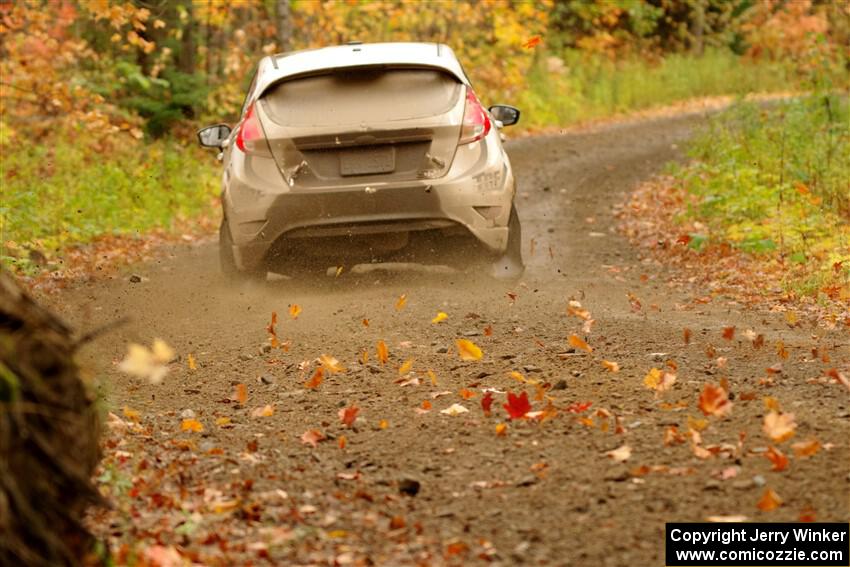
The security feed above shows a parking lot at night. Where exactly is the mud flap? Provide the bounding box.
[490,206,524,280]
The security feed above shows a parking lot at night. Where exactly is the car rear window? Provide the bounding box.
[260,68,462,127]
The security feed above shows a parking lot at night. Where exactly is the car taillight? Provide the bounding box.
[235,102,264,153]
[458,88,491,145]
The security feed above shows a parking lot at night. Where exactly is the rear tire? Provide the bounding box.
[219,221,266,283]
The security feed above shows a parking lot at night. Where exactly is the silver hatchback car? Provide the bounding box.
[198,42,522,281]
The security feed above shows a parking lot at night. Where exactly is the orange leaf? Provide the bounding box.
[568,334,592,353]
[320,354,345,373]
[288,304,301,319]
[376,340,389,364]
[455,339,483,361]
[522,35,542,49]
[338,405,359,427]
[776,340,789,360]
[379,419,389,429]
[683,328,692,344]
[421,400,432,410]
[181,418,204,432]
[763,411,796,442]
[602,360,620,372]
[251,404,274,417]
[458,388,476,400]
[722,326,735,340]
[234,383,248,405]
[765,446,789,471]
[338,435,347,449]
[698,383,732,417]
[305,367,323,389]
[362,318,369,327]
[300,429,325,448]
[495,422,508,436]
[483,325,493,337]
[799,505,817,522]
[757,488,782,512]
[791,438,820,458]
[395,294,407,311]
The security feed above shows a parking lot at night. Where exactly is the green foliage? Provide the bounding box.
[0,129,218,273]
[517,48,793,129]
[676,96,850,294]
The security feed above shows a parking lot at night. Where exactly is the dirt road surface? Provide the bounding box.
[47,114,849,566]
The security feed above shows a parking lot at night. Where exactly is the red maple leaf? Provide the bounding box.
[481,392,494,416]
[338,405,359,428]
[565,401,593,414]
[503,391,531,420]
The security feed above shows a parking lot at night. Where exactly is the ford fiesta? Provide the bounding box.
[198,42,523,282]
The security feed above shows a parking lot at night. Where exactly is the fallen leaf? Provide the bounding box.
[791,438,820,458]
[118,339,175,384]
[483,325,493,336]
[398,358,414,376]
[395,294,407,311]
[503,391,531,420]
[252,404,274,417]
[431,312,448,324]
[234,383,248,405]
[663,425,686,446]
[765,446,789,471]
[289,304,301,319]
[776,341,789,360]
[339,406,359,427]
[722,326,735,340]
[187,353,197,370]
[481,392,494,416]
[522,35,542,49]
[763,411,796,442]
[215,416,231,426]
[378,419,389,429]
[441,403,469,416]
[763,396,781,412]
[683,328,692,344]
[602,360,620,372]
[362,318,369,327]
[605,444,632,462]
[300,429,325,448]
[799,505,817,522]
[698,383,733,417]
[644,367,676,393]
[338,435,347,449]
[455,338,483,361]
[376,340,389,364]
[319,354,345,373]
[305,367,323,389]
[458,388,476,400]
[757,487,782,512]
[427,369,438,385]
[568,334,592,353]
[707,515,749,522]
[181,418,203,432]
[495,423,508,436]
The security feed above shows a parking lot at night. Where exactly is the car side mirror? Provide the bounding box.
[197,124,232,148]
[489,105,520,127]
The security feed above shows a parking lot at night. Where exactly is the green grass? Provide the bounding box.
[518,48,795,129]
[674,95,850,296]
[0,128,218,274]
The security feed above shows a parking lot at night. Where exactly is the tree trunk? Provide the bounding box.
[178,0,196,74]
[0,270,103,566]
[276,0,292,52]
[691,0,706,56]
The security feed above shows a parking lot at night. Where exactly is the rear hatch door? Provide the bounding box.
[256,67,465,189]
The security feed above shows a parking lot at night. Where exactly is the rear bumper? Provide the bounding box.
[223,136,515,271]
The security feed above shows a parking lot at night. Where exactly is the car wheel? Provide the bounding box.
[490,206,525,280]
[219,221,266,283]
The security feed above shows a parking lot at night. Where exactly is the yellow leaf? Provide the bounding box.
[289,304,302,319]
[376,340,388,364]
[431,312,448,324]
[215,416,231,426]
[181,418,204,432]
[763,396,781,412]
[455,339,483,361]
[568,334,592,353]
[335,266,344,277]
[122,406,140,421]
[495,423,508,436]
[395,294,407,311]
[360,349,369,364]
[510,370,527,383]
[252,404,275,417]
[763,411,796,442]
[319,354,345,373]
[398,358,414,376]
[187,353,197,370]
[427,369,437,385]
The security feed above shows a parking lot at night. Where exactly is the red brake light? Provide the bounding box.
[459,89,491,145]
[236,102,264,153]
